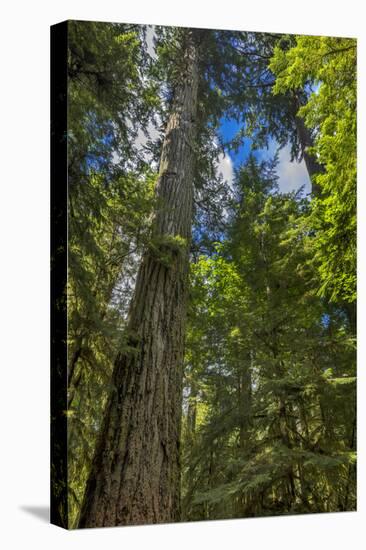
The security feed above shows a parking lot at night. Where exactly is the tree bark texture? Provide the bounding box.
[78,30,200,528]
[292,93,323,196]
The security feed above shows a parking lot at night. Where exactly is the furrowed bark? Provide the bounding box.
[78,29,200,528]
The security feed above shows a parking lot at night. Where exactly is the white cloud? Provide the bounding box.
[146,26,157,59]
[111,150,120,165]
[134,120,160,153]
[111,117,161,167]
[276,145,311,195]
[216,151,234,188]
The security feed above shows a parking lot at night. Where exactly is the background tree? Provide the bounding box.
[182,157,356,520]
[215,32,324,194]
[270,35,357,307]
[66,21,158,527]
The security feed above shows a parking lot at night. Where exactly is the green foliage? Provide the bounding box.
[67,20,159,179]
[67,168,156,526]
[148,234,189,266]
[182,157,356,521]
[66,21,159,527]
[62,22,356,526]
[270,36,357,303]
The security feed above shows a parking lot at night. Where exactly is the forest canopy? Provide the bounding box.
[53,20,356,528]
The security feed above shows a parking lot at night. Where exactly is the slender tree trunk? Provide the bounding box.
[238,353,252,451]
[343,413,356,510]
[78,30,200,528]
[187,381,198,439]
[67,338,83,385]
[344,301,356,336]
[292,93,323,196]
[236,351,252,517]
[294,114,322,196]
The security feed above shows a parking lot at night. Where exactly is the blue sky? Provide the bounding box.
[218,117,311,195]
[145,26,311,196]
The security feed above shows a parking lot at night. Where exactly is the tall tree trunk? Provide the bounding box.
[78,29,200,528]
